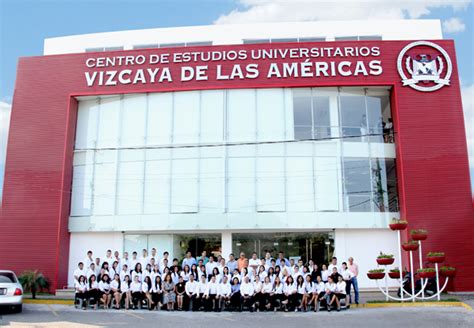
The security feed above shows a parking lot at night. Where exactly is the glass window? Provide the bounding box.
[313,95,331,140]
[199,157,224,213]
[173,91,199,144]
[75,99,99,150]
[85,47,104,52]
[104,46,124,51]
[121,94,146,147]
[97,96,120,149]
[116,150,144,215]
[186,41,212,46]
[299,37,326,42]
[70,164,93,216]
[200,90,224,143]
[366,94,390,143]
[133,44,159,49]
[144,151,171,214]
[171,158,198,213]
[286,157,315,212]
[93,153,117,215]
[293,88,312,139]
[315,157,339,211]
[343,158,372,212]
[159,43,185,48]
[227,89,256,142]
[257,88,286,141]
[243,39,270,44]
[339,89,366,142]
[271,38,298,43]
[256,157,285,212]
[147,93,173,145]
[335,36,358,41]
[124,235,148,259]
[227,157,255,212]
[173,234,221,261]
[358,35,382,40]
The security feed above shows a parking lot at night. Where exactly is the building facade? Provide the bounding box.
[1,21,473,292]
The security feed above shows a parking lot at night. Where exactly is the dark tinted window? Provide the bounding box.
[0,272,17,283]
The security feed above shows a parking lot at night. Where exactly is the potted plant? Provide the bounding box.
[376,252,395,265]
[388,268,407,279]
[402,240,419,251]
[417,268,436,279]
[439,266,456,278]
[18,270,49,299]
[367,269,385,280]
[427,252,445,263]
[410,229,428,241]
[389,218,408,231]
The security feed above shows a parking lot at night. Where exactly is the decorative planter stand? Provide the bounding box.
[369,222,452,302]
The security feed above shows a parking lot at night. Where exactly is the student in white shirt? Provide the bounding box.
[94,258,101,277]
[218,275,231,311]
[142,275,154,310]
[211,267,221,284]
[240,276,255,312]
[295,275,305,311]
[341,261,354,309]
[121,252,130,271]
[75,275,88,310]
[110,261,119,280]
[87,274,100,310]
[185,274,199,311]
[120,265,129,282]
[248,252,260,274]
[217,258,226,275]
[253,277,263,311]
[321,264,330,283]
[130,252,139,273]
[171,266,180,285]
[328,257,340,275]
[84,251,94,270]
[130,275,143,310]
[334,275,346,312]
[103,249,114,267]
[98,274,111,309]
[86,263,96,280]
[131,263,143,283]
[113,251,121,271]
[121,275,132,310]
[110,274,122,310]
[152,275,163,310]
[160,251,170,270]
[73,262,86,283]
[140,249,149,269]
[323,276,337,312]
[258,265,268,282]
[261,276,273,311]
[282,275,297,312]
[180,265,191,282]
[205,256,218,279]
[301,274,313,312]
[196,275,208,311]
[221,266,232,284]
[311,275,326,312]
[150,248,160,265]
[204,275,219,311]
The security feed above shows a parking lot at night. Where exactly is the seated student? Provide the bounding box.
[144,264,153,281]
[330,266,341,283]
[267,267,276,285]
[230,277,241,311]
[261,276,273,311]
[110,261,119,280]
[198,265,207,281]
[171,265,180,285]
[181,265,191,282]
[240,276,255,312]
[300,274,313,312]
[311,275,325,312]
[190,264,199,280]
[253,276,263,311]
[211,267,221,284]
[321,264,330,283]
[175,276,186,311]
[204,275,219,312]
[271,276,284,311]
[121,275,132,310]
[195,274,208,311]
[75,275,88,310]
[341,262,354,309]
[151,264,161,283]
[295,275,305,311]
[162,273,176,311]
[322,276,337,312]
[130,275,143,310]
[142,276,154,310]
[87,274,100,310]
[231,269,241,283]
[110,274,122,310]
[185,273,198,311]
[257,265,267,283]
[98,274,112,309]
[218,275,231,311]
[221,266,232,284]
[119,264,129,282]
[152,275,163,310]
[333,275,347,312]
[282,275,297,312]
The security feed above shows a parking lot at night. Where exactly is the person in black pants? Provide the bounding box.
[230,277,241,311]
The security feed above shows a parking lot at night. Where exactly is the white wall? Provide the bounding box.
[68,232,123,287]
[335,229,400,289]
[44,20,442,55]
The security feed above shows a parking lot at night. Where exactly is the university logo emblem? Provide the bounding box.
[397,41,452,92]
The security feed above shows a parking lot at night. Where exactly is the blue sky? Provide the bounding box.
[0,0,473,191]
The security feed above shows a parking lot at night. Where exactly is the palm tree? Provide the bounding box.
[18,270,49,299]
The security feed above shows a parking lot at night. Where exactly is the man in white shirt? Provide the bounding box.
[160,251,169,270]
[196,275,208,311]
[73,262,86,283]
[328,257,340,274]
[185,274,199,311]
[204,275,219,311]
[150,248,159,264]
[113,251,121,271]
[119,264,129,282]
[84,251,94,269]
[140,249,149,268]
[104,249,113,266]
[205,256,218,278]
[240,276,255,311]
[122,252,130,271]
[94,258,101,277]
[218,276,231,311]
[248,252,260,274]
[130,252,139,272]
[86,263,96,279]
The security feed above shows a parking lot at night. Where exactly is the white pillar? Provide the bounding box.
[221,232,233,259]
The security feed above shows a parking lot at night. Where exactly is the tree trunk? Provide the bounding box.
[32,287,36,299]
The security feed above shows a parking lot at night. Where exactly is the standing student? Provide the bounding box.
[205,256,218,280]
[261,276,273,311]
[110,274,122,309]
[171,266,180,285]
[87,275,100,310]
[237,252,247,272]
[328,257,340,274]
[226,253,238,273]
[282,275,297,312]
[334,275,347,312]
[230,277,241,311]
[122,252,130,271]
[142,276,154,310]
[348,257,360,304]
[185,274,198,311]
[204,275,219,312]
[110,261,119,280]
[175,276,186,311]
[132,263,143,283]
[73,262,86,283]
[130,275,142,310]
[248,252,259,274]
[162,273,176,311]
[152,275,163,310]
[119,264,129,282]
[240,276,255,312]
[197,250,209,265]
[75,275,88,310]
[160,251,170,270]
[94,258,101,277]
[86,263,96,280]
[121,275,132,310]
[211,267,221,283]
[180,265,191,282]
[182,251,196,269]
[84,251,94,269]
[130,252,139,273]
[98,274,112,309]
[218,275,231,311]
[321,264,330,283]
[341,262,354,309]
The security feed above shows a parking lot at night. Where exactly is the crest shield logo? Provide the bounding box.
[397,41,452,92]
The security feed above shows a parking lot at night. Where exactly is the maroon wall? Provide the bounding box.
[1,40,472,292]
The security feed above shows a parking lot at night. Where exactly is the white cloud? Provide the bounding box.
[442,17,466,33]
[461,84,474,173]
[215,0,472,24]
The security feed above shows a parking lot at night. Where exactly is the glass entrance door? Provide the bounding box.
[232,232,334,265]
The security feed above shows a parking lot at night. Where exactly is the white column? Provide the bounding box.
[221,232,233,259]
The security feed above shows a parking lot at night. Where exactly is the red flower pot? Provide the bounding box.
[377,258,395,265]
[418,271,436,279]
[402,243,419,251]
[388,271,406,279]
[411,232,428,241]
[389,223,407,231]
[427,255,445,263]
[440,269,456,278]
[367,272,385,280]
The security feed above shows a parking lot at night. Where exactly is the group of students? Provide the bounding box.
[73,248,359,312]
